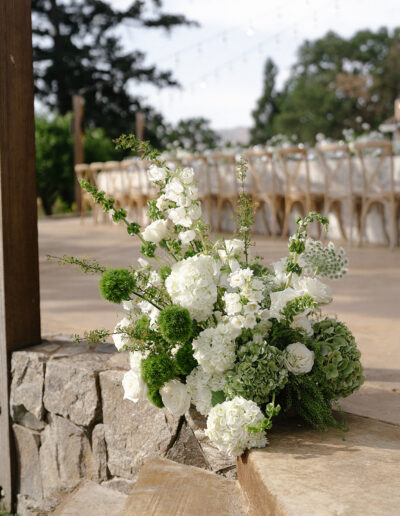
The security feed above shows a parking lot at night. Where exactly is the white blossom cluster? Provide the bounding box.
[186,367,225,416]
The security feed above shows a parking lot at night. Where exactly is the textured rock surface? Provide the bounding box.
[120,457,247,516]
[13,424,42,500]
[39,414,91,499]
[43,354,110,427]
[238,414,400,516]
[166,420,209,470]
[101,477,135,495]
[52,481,127,516]
[91,424,108,482]
[10,351,47,427]
[17,494,59,516]
[99,370,181,479]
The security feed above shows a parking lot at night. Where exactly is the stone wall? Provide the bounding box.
[10,338,236,516]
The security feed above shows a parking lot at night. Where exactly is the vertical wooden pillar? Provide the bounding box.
[135,111,146,141]
[0,0,41,509]
[72,94,85,213]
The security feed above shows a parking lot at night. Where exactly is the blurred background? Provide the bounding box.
[33,0,400,221]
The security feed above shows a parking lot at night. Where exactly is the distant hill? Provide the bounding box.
[217,126,250,146]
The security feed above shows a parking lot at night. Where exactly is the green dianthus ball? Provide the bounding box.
[147,387,164,408]
[310,318,365,400]
[158,305,192,344]
[225,340,288,405]
[141,354,176,389]
[99,268,135,304]
[175,342,197,376]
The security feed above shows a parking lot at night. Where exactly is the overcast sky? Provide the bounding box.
[113,0,400,129]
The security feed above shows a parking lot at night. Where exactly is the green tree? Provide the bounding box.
[32,0,196,143]
[250,58,280,144]
[161,117,221,152]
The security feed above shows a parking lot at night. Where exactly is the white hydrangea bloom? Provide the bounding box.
[129,350,149,372]
[112,317,132,351]
[284,342,314,374]
[186,367,226,416]
[192,322,237,374]
[165,255,220,321]
[141,219,169,243]
[160,379,191,415]
[206,396,268,456]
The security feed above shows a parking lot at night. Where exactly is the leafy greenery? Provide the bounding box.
[162,117,221,153]
[99,268,135,304]
[47,254,106,274]
[158,306,192,344]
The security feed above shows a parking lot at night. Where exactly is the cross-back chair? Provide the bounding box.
[354,140,397,248]
[209,153,239,232]
[317,143,360,244]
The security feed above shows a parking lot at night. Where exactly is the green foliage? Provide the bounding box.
[247,397,281,433]
[235,158,257,264]
[158,306,192,344]
[225,341,288,405]
[32,0,195,143]
[35,113,74,215]
[302,240,348,279]
[211,390,226,407]
[175,342,198,375]
[159,265,172,281]
[310,318,365,400]
[99,268,135,304]
[141,241,157,258]
[251,28,400,143]
[47,254,106,274]
[267,320,306,350]
[147,387,164,408]
[162,117,221,153]
[84,127,124,163]
[141,354,176,389]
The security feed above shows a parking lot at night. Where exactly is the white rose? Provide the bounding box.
[268,287,304,320]
[113,317,131,351]
[284,342,314,375]
[295,277,332,304]
[129,350,148,372]
[122,369,148,403]
[179,229,196,245]
[141,219,169,243]
[147,164,166,182]
[160,379,191,415]
[179,167,195,184]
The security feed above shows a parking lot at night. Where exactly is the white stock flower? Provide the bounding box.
[179,167,195,184]
[228,268,253,289]
[165,255,220,321]
[179,229,196,245]
[186,367,225,416]
[223,292,242,315]
[122,369,148,403]
[168,206,192,228]
[188,203,202,220]
[268,287,304,320]
[165,178,184,203]
[295,277,332,304]
[185,185,198,201]
[192,322,237,374]
[147,164,166,183]
[284,342,314,375]
[156,194,169,211]
[141,219,169,243]
[160,379,191,415]
[205,396,268,456]
[113,317,131,351]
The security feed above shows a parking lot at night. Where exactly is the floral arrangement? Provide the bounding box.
[53,136,364,457]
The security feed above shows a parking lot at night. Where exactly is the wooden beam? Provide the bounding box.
[0,0,41,509]
[73,94,85,213]
[135,111,146,141]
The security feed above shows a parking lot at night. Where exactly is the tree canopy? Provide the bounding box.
[32,0,196,143]
[251,27,400,144]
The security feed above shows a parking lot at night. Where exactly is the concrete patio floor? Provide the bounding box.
[39,216,400,375]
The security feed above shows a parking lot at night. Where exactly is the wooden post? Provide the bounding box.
[135,111,146,141]
[0,0,41,509]
[73,94,85,213]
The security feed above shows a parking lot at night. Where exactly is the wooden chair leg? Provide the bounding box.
[376,202,390,245]
[334,201,348,242]
[282,199,293,237]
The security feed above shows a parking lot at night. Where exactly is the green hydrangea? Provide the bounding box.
[141,354,176,389]
[310,318,365,400]
[175,342,197,375]
[158,305,192,344]
[225,340,288,405]
[99,268,135,304]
